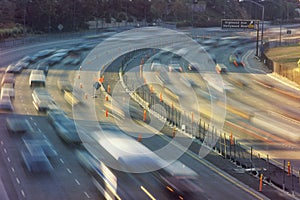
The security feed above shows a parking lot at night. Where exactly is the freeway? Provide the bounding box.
[0,25,297,199]
[129,27,300,173]
[107,27,300,196]
[73,27,271,199]
[0,32,116,200]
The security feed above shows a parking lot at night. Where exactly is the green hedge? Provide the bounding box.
[0,26,23,40]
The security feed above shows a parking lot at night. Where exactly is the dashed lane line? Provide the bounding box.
[75,179,81,186]
[66,168,72,174]
[16,177,20,185]
[21,189,25,198]
[84,192,91,199]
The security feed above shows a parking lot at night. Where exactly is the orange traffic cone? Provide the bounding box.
[137,134,142,142]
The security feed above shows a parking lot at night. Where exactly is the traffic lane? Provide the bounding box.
[13,69,43,115]
[225,80,300,143]
[113,103,264,199]
[0,35,106,68]
[139,133,266,200]
[27,116,101,200]
[140,49,300,146]
[0,38,81,68]
[224,72,300,122]
[0,114,99,200]
[46,69,74,115]
[0,114,21,200]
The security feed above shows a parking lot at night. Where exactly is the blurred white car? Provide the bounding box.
[168,60,182,72]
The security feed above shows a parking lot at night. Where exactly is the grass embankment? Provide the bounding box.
[265,44,300,68]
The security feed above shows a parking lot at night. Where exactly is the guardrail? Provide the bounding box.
[114,48,300,198]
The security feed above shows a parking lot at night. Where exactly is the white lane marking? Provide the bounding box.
[3,148,7,154]
[38,128,42,133]
[75,179,80,185]
[7,157,11,162]
[60,158,64,164]
[21,189,25,197]
[33,122,37,126]
[1,141,3,145]
[11,167,15,173]
[67,168,72,174]
[16,177,20,185]
[140,186,156,200]
[84,192,90,198]
[30,117,33,120]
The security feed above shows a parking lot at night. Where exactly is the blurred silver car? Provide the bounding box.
[1,83,15,99]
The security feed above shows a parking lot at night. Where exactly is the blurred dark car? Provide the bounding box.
[30,49,56,63]
[5,64,23,74]
[47,110,82,144]
[22,137,57,158]
[0,97,14,112]
[37,62,49,75]
[57,79,73,92]
[6,117,33,134]
[21,145,53,173]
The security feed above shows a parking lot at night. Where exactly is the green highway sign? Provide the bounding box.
[221,19,259,30]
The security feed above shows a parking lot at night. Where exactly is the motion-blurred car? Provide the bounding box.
[57,79,73,92]
[46,51,68,66]
[234,47,243,55]
[32,88,56,111]
[0,96,14,111]
[20,144,53,173]
[47,110,82,144]
[229,54,244,67]
[168,60,182,72]
[30,49,56,63]
[5,64,23,73]
[1,83,15,99]
[63,55,82,65]
[187,63,198,72]
[6,117,32,134]
[75,149,97,173]
[215,63,227,74]
[29,69,46,87]
[150,59,162,71]
[1,73,15,87]
[19,55,32,67]
[64,90,81,106]
[37,62,49,75]
[22,137,57,158]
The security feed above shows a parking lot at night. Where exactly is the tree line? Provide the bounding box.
[1,0,299,35]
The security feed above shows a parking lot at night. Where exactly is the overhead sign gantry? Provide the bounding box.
[221,19,260,57]
[221,19,258,30]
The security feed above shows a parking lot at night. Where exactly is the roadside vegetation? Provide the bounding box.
[0,0,299,41]
[0,24,23,41]
[265,44,300,68]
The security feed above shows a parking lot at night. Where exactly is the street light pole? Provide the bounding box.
[260,0,284,46]
[239,0,264,57]
[261,5,264,54]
